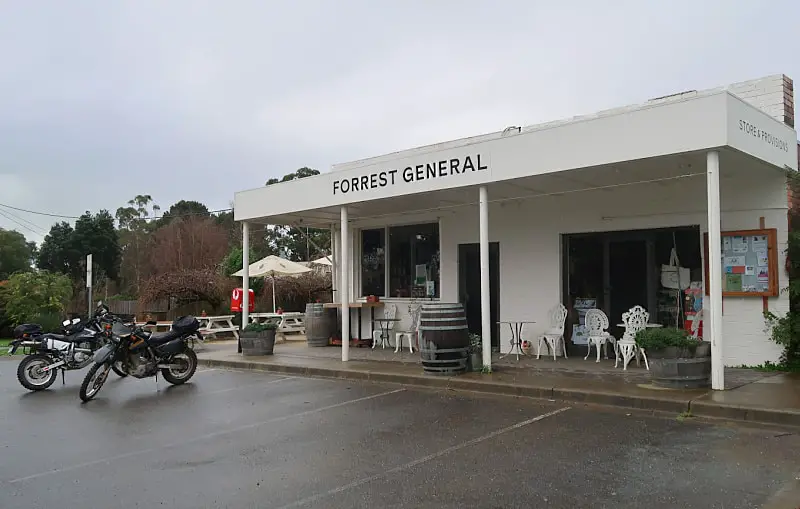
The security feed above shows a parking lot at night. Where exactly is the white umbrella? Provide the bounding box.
[310,256,333,266]
[233,255,312,312]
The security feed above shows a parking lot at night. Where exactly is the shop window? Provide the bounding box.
[388,223,440,298]
[361,228,385,297]
[359,223,441,298]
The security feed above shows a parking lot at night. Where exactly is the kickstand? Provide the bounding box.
[61,369,65,386]
[154,371,159,392]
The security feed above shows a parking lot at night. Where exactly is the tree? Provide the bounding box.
[263,167,331,261]
[1,271,73,327]
[265,166,319,185]
[71,210,121,282]
[37,222,80,276]
[221,246,265,295]
[37,212,121,284]
[138,268,232,308]
[149,217,228,274]
[116,195,160,295]
[0,228,35,279]
[156,200,210,228]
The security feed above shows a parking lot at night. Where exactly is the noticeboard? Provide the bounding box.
[703,228,779,297]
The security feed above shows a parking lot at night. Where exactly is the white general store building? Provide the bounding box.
[235,75,798,390]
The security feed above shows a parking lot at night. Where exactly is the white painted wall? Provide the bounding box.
[347,167,789,367]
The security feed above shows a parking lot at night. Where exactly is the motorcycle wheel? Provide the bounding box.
[112,362,127,377]
[79,363,111,402]
[161,349,198,385]
[17,354,58,391]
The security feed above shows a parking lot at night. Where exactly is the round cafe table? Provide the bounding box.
[373,318,401,350]
[497,320,536,361]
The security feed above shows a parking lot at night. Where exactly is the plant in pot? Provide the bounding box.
[468,333,483,372]
[240,321,278,356]
[635,327,711,389]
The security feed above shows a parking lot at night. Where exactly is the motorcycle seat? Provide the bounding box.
[148,329,184,346]
[43,333,67,341]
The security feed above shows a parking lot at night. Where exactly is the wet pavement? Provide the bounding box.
[0,359,799,508]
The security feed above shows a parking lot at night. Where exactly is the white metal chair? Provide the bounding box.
[394,304,421,353]
[615,305,650,370]
[537,303,568,360]
[372,303,397,349]
[583,309,615,362]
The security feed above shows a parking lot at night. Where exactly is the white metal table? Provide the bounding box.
[497,320,536,361]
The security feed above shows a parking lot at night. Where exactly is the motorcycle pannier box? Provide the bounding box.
[172,315,200,334]
[14,323,43,338]
[155,338,186,356]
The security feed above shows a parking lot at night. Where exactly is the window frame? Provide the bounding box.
[356,219,441,300]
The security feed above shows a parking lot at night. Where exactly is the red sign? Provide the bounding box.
[230,288,255,312]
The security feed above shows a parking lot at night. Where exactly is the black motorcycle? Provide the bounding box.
[79,315,202,402]
[10,304,129,391]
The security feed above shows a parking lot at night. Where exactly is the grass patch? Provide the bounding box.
[0,338,24,356]
[676,410,693,422]
[737,361,800,373]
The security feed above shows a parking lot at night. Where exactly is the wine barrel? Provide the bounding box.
[305,303,333,347]
[419,303,469,376]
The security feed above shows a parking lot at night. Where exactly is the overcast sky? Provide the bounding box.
[1,0,799,244]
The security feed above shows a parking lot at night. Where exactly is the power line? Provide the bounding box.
[0,208,45,236]
[0,206,47,233]
[0,202,233,221]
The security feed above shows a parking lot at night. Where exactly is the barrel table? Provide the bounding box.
[305,303,335,347]
[419,302,470,376]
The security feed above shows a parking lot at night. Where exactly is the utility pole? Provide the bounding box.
[86,254,93,316]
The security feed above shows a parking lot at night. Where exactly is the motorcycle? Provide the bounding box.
[79,315,202,402]
[9,304,129,391]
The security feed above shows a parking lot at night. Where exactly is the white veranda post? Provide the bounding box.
[340,207,350,362]
[242,222,250,328]
[706,151,724,390]
[479,186,491,370]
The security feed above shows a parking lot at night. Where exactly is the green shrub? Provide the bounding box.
[244,321,277,333]
[469,333,482,353]
[764,311,800,369]
[635,327,697,351]
[1,271,72,326]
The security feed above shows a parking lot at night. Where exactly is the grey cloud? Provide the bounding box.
[0,0,797,244]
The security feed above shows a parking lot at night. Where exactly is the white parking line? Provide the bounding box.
[7,387,405,484]
[276,406,571,509]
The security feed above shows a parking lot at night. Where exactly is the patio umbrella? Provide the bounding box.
[310,256,333,266]
[233,255,312,312]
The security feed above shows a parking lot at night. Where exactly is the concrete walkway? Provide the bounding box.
[198,340,800,428]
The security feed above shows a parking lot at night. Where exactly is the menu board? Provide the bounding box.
[703,228,778,297]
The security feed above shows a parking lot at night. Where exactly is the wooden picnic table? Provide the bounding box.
[249,312,305,335]
[198,315,239,340]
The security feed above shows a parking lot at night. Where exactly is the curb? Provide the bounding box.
[200,358,690,414]
[200,357,800,428]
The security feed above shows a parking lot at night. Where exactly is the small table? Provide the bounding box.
[497,320,536,361]
[373,318,401,350]
[616,323,663,328]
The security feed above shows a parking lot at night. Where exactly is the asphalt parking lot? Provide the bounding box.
[0,360,798,509]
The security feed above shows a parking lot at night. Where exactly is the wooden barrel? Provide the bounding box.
[419,303,469,376]
[648,341,712,389]
[305,303,333,347]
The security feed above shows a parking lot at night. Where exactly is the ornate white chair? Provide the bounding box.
[583,309,615,362]
[394,304,421,353]
[372,303,397,349]
[537,303,568,360]
[615,305,650,370]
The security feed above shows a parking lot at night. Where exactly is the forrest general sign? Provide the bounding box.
[332,153,488,195]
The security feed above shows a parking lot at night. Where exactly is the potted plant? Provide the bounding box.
[468,333,483,372]
[635,327,711,389]
[240,321,278,356]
